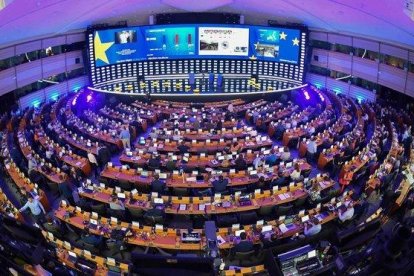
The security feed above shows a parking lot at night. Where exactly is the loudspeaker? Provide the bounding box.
[314,55,319,61]
[149,15,155,25]
[75,58,81,64]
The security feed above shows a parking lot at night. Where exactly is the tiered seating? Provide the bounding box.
[0,87,412,275]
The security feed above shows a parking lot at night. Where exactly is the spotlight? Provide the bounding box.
[86,94,92,103]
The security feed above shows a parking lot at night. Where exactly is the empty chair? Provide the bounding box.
[91,202,107,217]
[294,195,308,210]
[258,205,275,219]
[231,250,257,267]
[172,187,189,196]
[216,214,238,228]
[238,211,258,225]
[118,179,133,191]
[276,204,293,217]
[128,207,144,221]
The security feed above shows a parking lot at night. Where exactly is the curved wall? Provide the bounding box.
[307,30,414,102]
[1,28,414,110]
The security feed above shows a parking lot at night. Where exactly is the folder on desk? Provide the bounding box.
[179,204,187,211]
[199,204,206,211]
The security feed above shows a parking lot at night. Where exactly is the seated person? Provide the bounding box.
[265,150,278,166]
[280,147,291,161]
[230,142,241,153]
[338,203,355,222]
[81,227,102,247]
[151,174,166,194]
[260,232,280,249]
[177,141,190,154]
[232,232,254,254]
[165,156,176,171]
[212,175,229,193]
[109,197,125,211]
[148,154,161,169]
[43,215,66,238]
[304,217,322,236]
[339,170,354,192]
[290,164,302,182]
[235,154,247,171]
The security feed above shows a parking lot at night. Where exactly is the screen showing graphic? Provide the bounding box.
[115,30,137,44]
[144,26,196,60]
[250,27,301,64]
[198,27,249,56]
[94,27,146,67]
[92,24,304,67]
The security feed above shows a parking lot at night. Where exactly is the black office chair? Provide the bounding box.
[276,204,293,217]
[172,187,189,196]
[143,212,165,226]
[91,202,107,217]
[258,205,275,219]
[108,209,126,220]
[288,137,299,149]
[238,211,258,225]
[294,195,308,210]
[128,207,144,221]
[231,250,257,266]
[216,214,238,227]
[118,179,133,191]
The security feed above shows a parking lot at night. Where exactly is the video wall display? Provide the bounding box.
[90,24,306,67]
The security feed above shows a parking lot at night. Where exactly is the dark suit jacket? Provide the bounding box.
[151,179,166,193]
[233,240,254,253]
[212,179,228,193]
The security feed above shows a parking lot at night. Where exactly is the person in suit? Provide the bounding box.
[165,156,176,171]
[233,232,254,253]
[235,154,247,171]
[177,141,190,154]
[81,227,102,248]
[148,154,161,169]
[43,215,66,238]
[151,174,166,194]
[212,175,228,193]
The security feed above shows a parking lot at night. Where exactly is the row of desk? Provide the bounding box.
[79,175,334,215]
[100,160,312,189]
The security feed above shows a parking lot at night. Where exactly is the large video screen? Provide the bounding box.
[91,24,304,67]
[198,27,249,56]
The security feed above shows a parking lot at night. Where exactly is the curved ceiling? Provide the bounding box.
[0,0,413,49]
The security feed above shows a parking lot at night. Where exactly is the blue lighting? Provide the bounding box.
[50,93,59,101]
[357,96,363,104]
[73,86,81,93]
[333,88,341,94]
[32,100,41,108]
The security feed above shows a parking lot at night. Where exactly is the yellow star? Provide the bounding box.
[254,42,260,49]
[280,32,287,40]
[94,32,114,64]
[292,37,300,46]
[249,55,257,60]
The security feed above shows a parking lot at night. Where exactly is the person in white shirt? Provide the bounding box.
[87,152,99,177]
[228,103,234,113]
[109,197,125,211]
[253,154,263,169]
[304,218,322,236]
[290,163,302,182]
[338,204,355,222]
[28,157,37,174]
[280,147,291,161]
[308,126,316,135]
[307,137,318,155]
